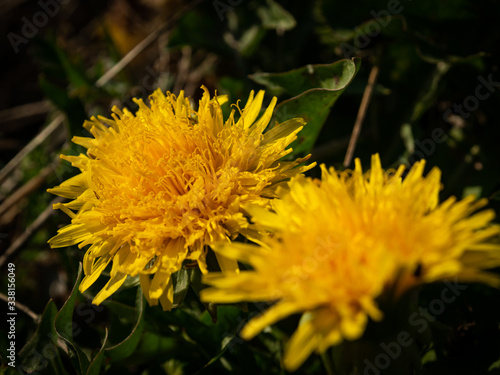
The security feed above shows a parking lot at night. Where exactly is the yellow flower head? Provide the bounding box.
[201,154,500,371]
[48,87,314,310]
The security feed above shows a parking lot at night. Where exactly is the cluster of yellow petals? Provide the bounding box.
[48,87,313,310]
[201,154,500,371]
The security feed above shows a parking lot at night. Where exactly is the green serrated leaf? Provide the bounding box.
[252,58,360,155]
[102,299,137,323]
[86,329,108,375]
[125,331,178,365]
[251,58,360,96]
[54,263,90,375]
[18,300,65,374]
[251,58,361,155]
[106,289,145,361]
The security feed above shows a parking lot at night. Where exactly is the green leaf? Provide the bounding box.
[189,264,205,298]
[125,331,179,364]
[54,263,90,375]
[106,288,145,361]
[194,339,231,373]
[144,305,210,347]
[237,25,267,57]
[162,358,186,375]
[86,329,108,375]
[400,123,415,156]
[34,35,92,90]
[102,299,137,323]
[462,186,483,199]
[172,268,191,307]
[53,43,91,90]
[489,357,500,372]
[39,75,88,138]
[251,58,360,96]
[257,0,296,32]
[252,58,361,155]
[490,190,500,201]
[194,306,249,372]
[18,300,66,374]
[187,267,218,322]
[421,348,437,365]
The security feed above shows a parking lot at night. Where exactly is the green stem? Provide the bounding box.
[321,350,335,375]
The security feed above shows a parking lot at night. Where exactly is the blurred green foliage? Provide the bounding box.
[1,0,500,374]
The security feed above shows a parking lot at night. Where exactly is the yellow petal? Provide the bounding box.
[159,276,174,311]
[92,271,127,305]
[283,318,320,372]
[80,255,112,293]
[241,301,304,340]
[214,252,239,274]
[149,270,171,300]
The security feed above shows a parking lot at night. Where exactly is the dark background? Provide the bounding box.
[1,0,500,374]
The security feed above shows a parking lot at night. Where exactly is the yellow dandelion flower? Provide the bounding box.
[48,87,314,310]
[201,154,500,371]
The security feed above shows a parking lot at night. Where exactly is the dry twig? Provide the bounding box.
[0,292,39,321]
[95,0,203,88]
[343,65,380,167]
[0,114,64,185]
[0,165,55,217]
[0,197,64,269]
[0,101,51,124]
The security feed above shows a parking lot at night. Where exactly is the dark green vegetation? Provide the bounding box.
[1,1,500,374]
